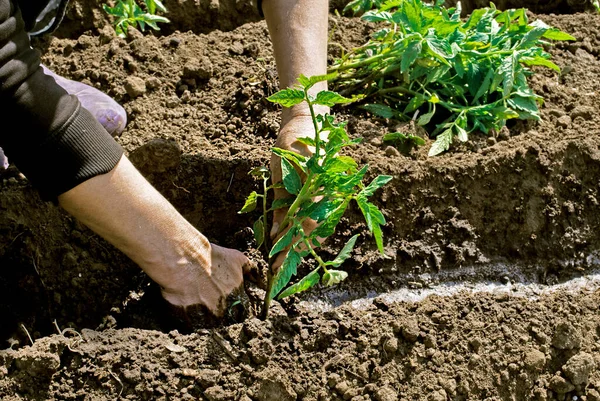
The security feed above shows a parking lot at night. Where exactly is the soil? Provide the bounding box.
[1,0,600,400]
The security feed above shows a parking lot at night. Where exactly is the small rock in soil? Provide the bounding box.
[198,369,221,389]
[375,386,398,401]
[587,389,600,401]
[562,352,595,385]
[183,57,213,81]
[523,349,546,371]
[384,146,401,157]
[549,375,575,394]
[128,138,182,173]
[399,320,420,343]
[124,76,146,98]
[255,376,297,401]
[557,115,572,128]
[552,321,582,350]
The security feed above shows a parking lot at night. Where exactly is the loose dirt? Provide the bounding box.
[1,1,600,400]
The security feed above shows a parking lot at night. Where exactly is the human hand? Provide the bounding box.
[160,242,253,327]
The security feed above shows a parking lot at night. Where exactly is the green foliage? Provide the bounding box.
[330,0,575,155]
[240,76,392,316]
[103,0,169,37]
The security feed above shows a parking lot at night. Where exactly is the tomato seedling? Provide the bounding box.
[240,74,392,318]
[330,0,575,155]
[103,0,170,37]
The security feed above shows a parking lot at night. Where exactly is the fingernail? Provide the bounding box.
[270,223,279,238]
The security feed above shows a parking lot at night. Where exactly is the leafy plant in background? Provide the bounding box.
[103,0,170,37]
[240,74,392,318]
[330,0,575,156]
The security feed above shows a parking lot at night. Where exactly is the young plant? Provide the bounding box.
[103,0,170,38]
[330,0,575,156]
[240,74,392,318]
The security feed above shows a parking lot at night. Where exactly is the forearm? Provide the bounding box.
[262,0,330,121]
[58,155,210,290]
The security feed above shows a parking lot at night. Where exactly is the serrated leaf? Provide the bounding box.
[322,270,349,286]
[239,191,258,213]
[277,268,320,299]
[267,89,306,107]
[269,226,298,258]
[281,158,302,195]
[326,234,360,267]
[363,104,397,119]
[253,218,265,248]
[312,198,350,238]
[314,91,355,107]
[361,175,393,197]
[401,40,422,73]
[270,249,302,299]
[417,108,435,126]
[521,56,560,72]
[272,148,307,172]
[428,128,453,156]
[298,73,340,90]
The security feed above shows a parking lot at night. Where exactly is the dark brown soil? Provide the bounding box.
[1,1,600,400]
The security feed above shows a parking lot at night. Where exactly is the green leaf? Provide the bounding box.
[277,268,320,299]
[473,68,494,103]
[322,270,349,286]
[272,147,307,172]
[296,74,331,89]
[326,234,360,267]
[296,137,316,147]
[298,198,343,223]
[402,0,422,33]
[314,91,355,107]
[417,108,435,126]
[269,197,295,211]
[361,175,393,197]
[455,125,468,142]
[239,191,258,213]
[253,218,265,248]
[312,198,350,238]
[521,56,560,72]
[372,222,385,255]
[507,95,539,116]
[270,249,302,299]
[401,40,422,73]
[542,29,575,41]
[281,158,302,195]
[428,128,453,156]
[267,89,306,107]
[362,104,397,119]
[269,226,298,258]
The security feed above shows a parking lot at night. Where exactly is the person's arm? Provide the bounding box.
[0,0,249,317]
[262,0,329,246]
[59,155,249,315]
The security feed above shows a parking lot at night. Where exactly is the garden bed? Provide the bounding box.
[1,1,600,400]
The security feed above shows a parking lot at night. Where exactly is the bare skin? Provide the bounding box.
[263,0,330,268]
[58,155,250,315]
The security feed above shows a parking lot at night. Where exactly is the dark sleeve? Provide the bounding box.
[0,0,123,200]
